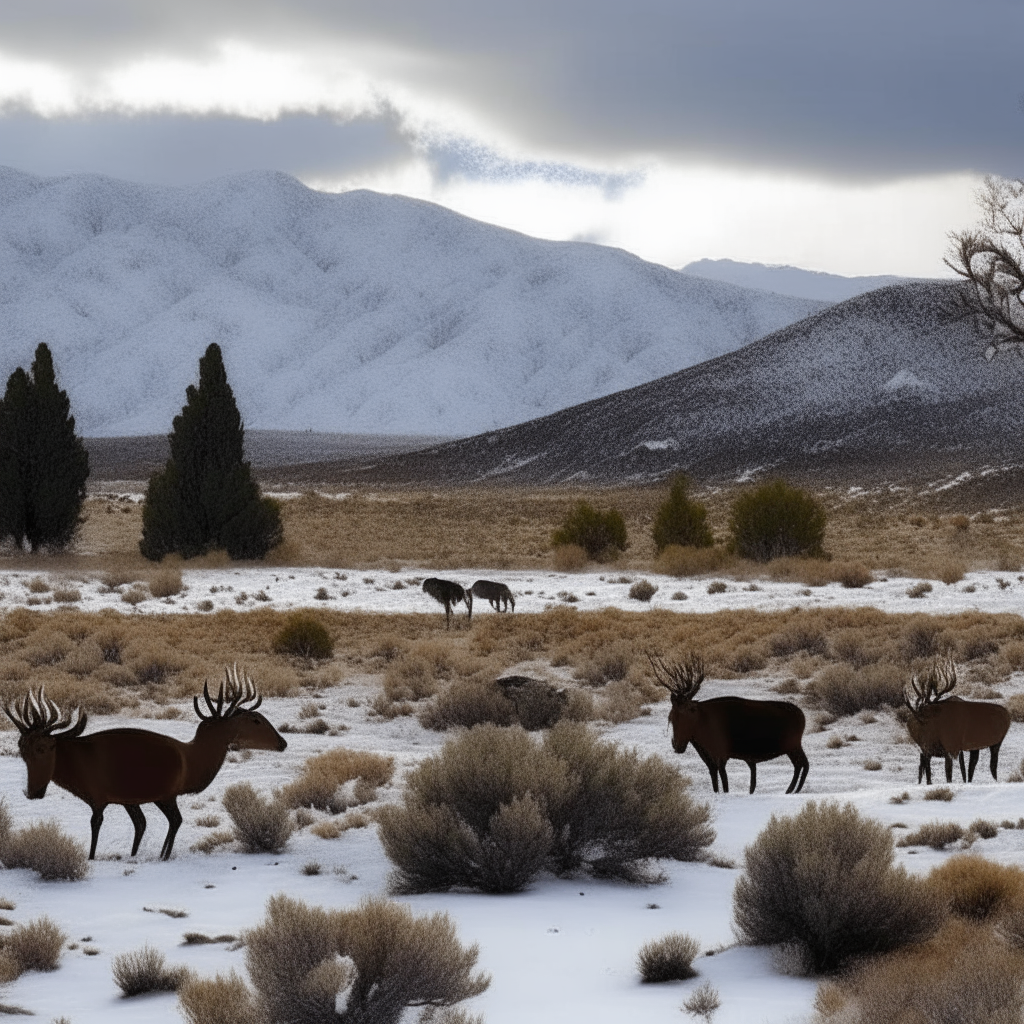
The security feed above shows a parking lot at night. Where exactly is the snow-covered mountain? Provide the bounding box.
[0,166,825,437]
[320,282,1023,487]
[681,258,914,302]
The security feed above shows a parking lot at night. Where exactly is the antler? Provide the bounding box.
[904,656,957,715]
[646,650,705,701]
[194,665,262,721]
[4,687,87,737]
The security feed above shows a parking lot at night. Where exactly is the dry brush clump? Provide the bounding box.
[923,855,1024,921]
[420,676,585,732]
[813,919,1024,1024]
[896,821,965,851]
[221,783,293,854]
[805,663,904,717]
[0,916,67,982]
[178,894,489,1024]
[272,613,334,660]
[377,723,714,894]
[0,802,88,882]
[112,944,190,996]
[733,801,943,975]
[637,932,700,983]
[279,748,394,814]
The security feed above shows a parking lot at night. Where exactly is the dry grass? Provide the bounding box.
[0,819,88,881]
[0,917,67,979]
[923,854,1024,921]
[112,944,190,996]
[178,970,263,1024]
[813,919,1024,1023]
[221,784,293,854]
[278,748,394,813]
[636,932,700,983]
[897,821,965,850]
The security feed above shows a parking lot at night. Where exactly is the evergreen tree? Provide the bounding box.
[140,343,282,561]
[652,474,713,552]
[0,344,89,552]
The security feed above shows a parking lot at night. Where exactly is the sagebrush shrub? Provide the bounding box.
[637,932,700,982]
[1,820,88,881]
[807,663,904,717]
[655,544,731,577]
[652,476,713,553]
[113,944,189,996]
[728,480,826,562]
[629,580,658,602]
[222,783,293,853]
[279,749,394,813]
[0,916,66,975]
[551,501,628,560]
[378,723,714,893]
[149,568,184,598]
[177,895,489,1024]
[817,919,1024,1024]
[924,855,1024,921]
[272,614,334,659]
[897,821,964,850]
[733,801,942,975]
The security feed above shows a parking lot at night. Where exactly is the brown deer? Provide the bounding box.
[5,666,286,860]
[649,652,809,794]
[467,580,515,621]
[422,577,469,629]
[903,657,1010,785]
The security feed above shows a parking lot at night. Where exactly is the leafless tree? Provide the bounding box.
[945,175,1024,358]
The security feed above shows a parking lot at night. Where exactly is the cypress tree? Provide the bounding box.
[140,343,282,561]
[0,344,89,552]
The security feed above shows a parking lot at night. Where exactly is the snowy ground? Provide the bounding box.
[2,566,1024,1021]
[2,564,1024,619]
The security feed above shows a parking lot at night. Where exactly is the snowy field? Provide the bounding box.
[1,564,1023,1021]
[1,563,1023,619]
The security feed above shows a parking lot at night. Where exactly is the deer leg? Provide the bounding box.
[944,755,954,784]
[719,763,729,794]
[444,600,452,630]
[796,749,809,793]
[918,753,927,785]
[956,751,967,782]
[786,749,808,794]
[968,749,980,783]
[155,798,183,861]
[747,761,757,794]
[990,741,1003,780]
[88,805,106,861]
[124,804,147,857]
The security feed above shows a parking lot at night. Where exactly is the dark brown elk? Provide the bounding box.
[422,577,469,629]
[649,652,809,794]
[467,580,515,621]
[5,666,286,860]
[903,657,1010,785]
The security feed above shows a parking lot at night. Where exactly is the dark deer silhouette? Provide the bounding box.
[422,578,469,629]
[5,666,286,860]
[649,652,809,794]
[904,657,1010,784]
[467,580,515,621]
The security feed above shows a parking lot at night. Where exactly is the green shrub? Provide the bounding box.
[728,480,826,562]
[733,801,943,974]
[272,614,334,660]
[377,723,714,894]
[652,475,713,553]
[552,501,628,561]
[637,932,700,982]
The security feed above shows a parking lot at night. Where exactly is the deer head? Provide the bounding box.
[903,656,957,719]
[193,666,286,752]
[647,651,705,754]
[4,688,88,799]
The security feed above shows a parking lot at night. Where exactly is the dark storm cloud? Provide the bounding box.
[1,0,1022,179]
[0,110,409,184]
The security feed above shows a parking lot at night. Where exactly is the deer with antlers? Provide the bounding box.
[648,651,809,794]
[4,666,286,860]
[903,656,1010,785]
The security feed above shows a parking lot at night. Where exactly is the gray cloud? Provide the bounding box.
[1,0,1022,179]
[0,110,409,184]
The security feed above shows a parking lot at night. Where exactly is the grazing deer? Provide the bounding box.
[649,652,809,794]
[5,667,286,860]
[903,657,1010,784]
[467,580,515,621]
[422,578,469,629]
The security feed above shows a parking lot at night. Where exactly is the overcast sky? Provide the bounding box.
[0,0,1021,275]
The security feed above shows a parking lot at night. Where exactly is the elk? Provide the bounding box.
[903,657,1010,785]
[467,580,515,621]
[422,577,469,629]
[649,651,809,794]
[5,666,286,860]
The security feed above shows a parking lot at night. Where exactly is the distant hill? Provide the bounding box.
[299,282,1023,491]
[0,166,825,438]
[681,258,917,302]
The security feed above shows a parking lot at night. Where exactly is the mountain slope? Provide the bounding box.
[680,258,913,302]
[307,282,1022,487]
[0,166,825,437]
